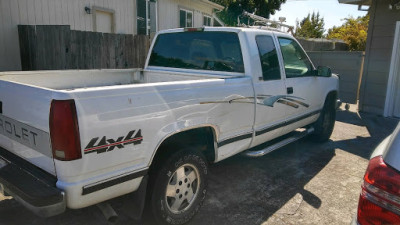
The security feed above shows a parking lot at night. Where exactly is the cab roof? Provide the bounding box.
[157,26,292,35]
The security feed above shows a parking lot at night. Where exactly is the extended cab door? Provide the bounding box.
[250,34,288,148]
[275,35,325,132]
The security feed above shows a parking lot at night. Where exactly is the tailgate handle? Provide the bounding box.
[287,87,293,94]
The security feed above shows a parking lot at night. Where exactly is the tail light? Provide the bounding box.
[49,100,82,161]
[358,156,400,225]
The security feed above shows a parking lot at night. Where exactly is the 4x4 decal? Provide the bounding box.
[84,130,143,154]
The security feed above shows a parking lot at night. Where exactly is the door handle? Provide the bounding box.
[287,87,293,94]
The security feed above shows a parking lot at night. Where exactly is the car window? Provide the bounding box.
[189,39,218,69]
[278,38,314,78]
[255,35,281,81]
[149,32,244,73]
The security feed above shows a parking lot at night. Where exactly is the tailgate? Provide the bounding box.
[0,79,55,175]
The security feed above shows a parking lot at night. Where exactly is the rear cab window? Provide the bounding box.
[149,31,244,73]
[255,35,281,81]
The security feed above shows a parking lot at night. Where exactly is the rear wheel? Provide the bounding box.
[310,95,336,142]
[147,149,208,225]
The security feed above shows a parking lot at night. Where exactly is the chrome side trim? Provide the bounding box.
[217,132,253,147]
[244,127,314,157]
[255,110,320,136]
[82,169,148,195]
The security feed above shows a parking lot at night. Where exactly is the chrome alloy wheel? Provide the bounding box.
[165,163,200,214]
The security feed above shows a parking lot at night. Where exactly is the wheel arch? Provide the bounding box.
[324,90,338,105]
[148,125,218,173]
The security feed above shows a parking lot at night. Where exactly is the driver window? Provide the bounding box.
[255,35,281,81]
[278,38,313,78]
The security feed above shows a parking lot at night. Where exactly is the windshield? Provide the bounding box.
[149,32,244,73]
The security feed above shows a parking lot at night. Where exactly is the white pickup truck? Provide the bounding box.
[0,27,339,224]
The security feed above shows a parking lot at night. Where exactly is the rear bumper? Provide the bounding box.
[0,147,65,217]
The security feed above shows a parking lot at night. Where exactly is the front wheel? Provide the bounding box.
[310,96,336,142]
[148,149,208,225]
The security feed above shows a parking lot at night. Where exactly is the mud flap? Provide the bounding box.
[130,175,148,221]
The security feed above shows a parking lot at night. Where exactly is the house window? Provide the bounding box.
[203,15,212,26]
[180,9,193,28]
[137,0,157,35]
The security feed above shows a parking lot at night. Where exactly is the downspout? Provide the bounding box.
[212,9,225,26]
[358,0,376,113]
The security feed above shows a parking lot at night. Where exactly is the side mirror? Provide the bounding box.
[317,66,332,77]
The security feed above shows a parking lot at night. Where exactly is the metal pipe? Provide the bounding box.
[244,127,314,157]
[97,202,118,223]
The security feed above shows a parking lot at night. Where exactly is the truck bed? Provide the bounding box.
[0,68,241,176]
[0,69,233,91]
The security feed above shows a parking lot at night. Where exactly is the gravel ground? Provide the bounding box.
[0,104,398,225]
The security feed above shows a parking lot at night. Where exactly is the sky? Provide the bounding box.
[270,0,368,31]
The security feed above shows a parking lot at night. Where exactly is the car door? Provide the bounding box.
[275,35,325,133]
[250,34,289,148]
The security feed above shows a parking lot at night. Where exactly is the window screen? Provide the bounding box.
[255,36,281,80]
[180,10,193,28]
[137,0,146,35]
[137,0,157,35]
[179,10,186,28]
[186,11,193,27]
[149,32,244,73]
[203,16,211,26]
[278,38,314,78]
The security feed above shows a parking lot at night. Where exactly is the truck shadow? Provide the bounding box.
[188,108,398,225]
[0,142,335,225]
[189,142,335,225]
[0,196,112,225]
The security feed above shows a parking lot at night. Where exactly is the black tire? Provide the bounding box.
[310,95,336,142]
[147,149,208,225]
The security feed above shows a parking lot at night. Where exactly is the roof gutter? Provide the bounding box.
[337,0,371,6]
[199,0,225,11]
[338,0,371,11]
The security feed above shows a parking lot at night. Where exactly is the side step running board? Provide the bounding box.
[244,127,314,158]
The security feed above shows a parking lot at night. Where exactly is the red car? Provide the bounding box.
[353,124,400,225]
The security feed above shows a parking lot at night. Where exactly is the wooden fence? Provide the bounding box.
[298,38,349,51]
[18,25,150,71]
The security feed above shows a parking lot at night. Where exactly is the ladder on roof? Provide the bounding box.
[239,10,294,35]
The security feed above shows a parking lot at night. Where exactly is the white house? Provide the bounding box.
[339,0,400,118]
[0,0,224,71]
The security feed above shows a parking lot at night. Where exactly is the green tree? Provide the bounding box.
[211,0,286,26]
[295,12,325,38]
[327,15,369,51]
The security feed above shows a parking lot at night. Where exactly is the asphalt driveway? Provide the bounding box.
[0,104,398,225]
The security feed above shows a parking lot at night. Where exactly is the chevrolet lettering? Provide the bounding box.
[0,114,51,157]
